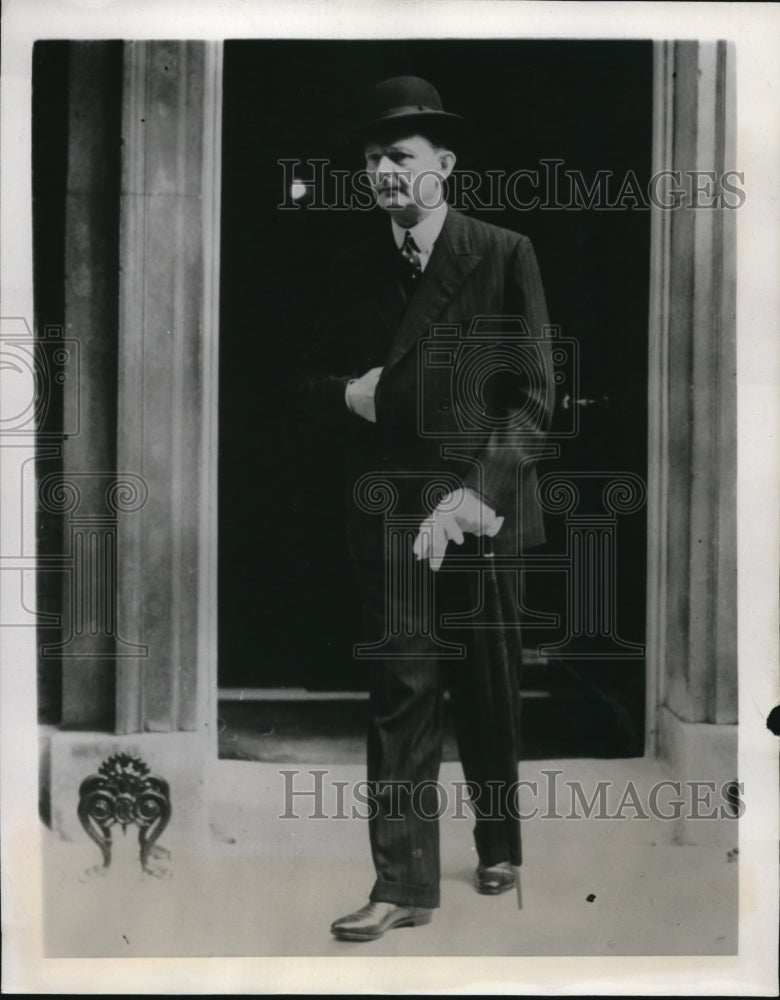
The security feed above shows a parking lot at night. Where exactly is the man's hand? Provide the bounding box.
[413,487,504,571]
[345,366,383,422]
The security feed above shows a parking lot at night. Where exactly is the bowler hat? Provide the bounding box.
[348,75,466,146]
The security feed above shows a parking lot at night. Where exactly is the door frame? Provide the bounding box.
[204,40,737,760]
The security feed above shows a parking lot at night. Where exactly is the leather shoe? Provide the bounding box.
[474,860,516,895]
[330,900,433,941]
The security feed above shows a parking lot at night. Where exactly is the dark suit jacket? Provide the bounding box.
[292,207,555,561]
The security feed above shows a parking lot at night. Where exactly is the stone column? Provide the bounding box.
[114,41,220,741]
[46,41,222,866]
[646,41,737,791]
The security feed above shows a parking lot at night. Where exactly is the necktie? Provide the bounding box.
[400,230,422,281]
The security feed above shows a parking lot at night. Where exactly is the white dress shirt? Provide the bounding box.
[391,202,448,272]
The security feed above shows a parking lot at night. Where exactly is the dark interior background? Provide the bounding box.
[218,40,652,708]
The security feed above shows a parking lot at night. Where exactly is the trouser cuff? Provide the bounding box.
[474,823,519,868]
[370,878,440,909]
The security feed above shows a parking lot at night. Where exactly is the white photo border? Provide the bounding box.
[1,1,778,994]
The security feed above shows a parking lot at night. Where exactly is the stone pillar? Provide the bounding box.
[646,41,737,790]
[45,40,222,864]
[114,41,220,740]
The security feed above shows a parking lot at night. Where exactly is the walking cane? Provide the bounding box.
[482,547,523,910]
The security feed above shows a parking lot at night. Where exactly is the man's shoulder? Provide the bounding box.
[447,209,529,253]
[329,210,531,266]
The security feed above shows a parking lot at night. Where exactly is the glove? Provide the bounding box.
[412,487,504,571]
[345,367,382,422]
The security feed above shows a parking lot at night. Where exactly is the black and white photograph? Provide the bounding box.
[1,1,778,994]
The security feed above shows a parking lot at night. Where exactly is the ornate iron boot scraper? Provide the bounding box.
[77,753,171,876]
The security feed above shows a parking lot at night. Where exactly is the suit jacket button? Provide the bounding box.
[439,399,451,411]
[381,454,390,463]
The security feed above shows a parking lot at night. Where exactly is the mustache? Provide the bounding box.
[372,172,413,192]
[376,182,409,194]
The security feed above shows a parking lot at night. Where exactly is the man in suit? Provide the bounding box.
[292,76,554,941]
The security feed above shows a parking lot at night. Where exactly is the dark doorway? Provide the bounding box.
[218,40,652,757]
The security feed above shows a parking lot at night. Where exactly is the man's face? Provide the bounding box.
[363,134,455,225]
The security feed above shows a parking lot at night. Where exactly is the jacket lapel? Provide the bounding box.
[382,209,482,373]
